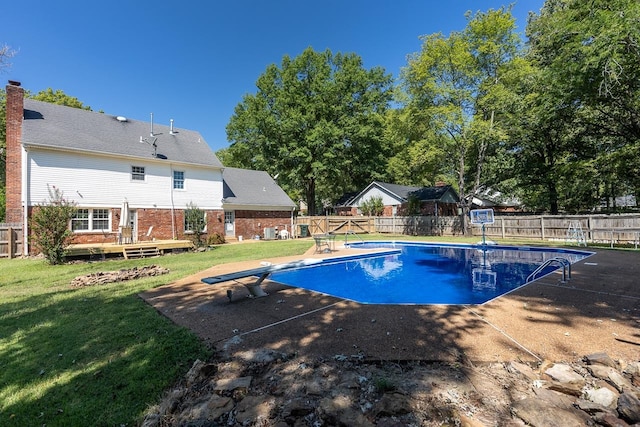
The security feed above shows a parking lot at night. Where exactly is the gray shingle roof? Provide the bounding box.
[374,181,423,201]
[21,99,223,168]
[223,167,295,209]
[409,185,459,202]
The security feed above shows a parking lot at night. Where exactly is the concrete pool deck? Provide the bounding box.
[140,242,640,364]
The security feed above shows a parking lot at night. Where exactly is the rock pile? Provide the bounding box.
[141,350,640,426]
[69,265,169,288]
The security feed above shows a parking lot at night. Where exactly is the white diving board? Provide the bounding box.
[201,259,322,297]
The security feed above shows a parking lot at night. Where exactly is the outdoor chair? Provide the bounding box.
[119,226,133,244]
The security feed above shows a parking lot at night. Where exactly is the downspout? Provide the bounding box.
[170,166,176,240]
[290,207,295,237]
[21,145,29,255]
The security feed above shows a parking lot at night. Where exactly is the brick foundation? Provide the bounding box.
[65,208,226,246]
[233,210,293,239]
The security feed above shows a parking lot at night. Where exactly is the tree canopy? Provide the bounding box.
[394,7,522,232]
[508,0,640,213]
[224,47,393,215]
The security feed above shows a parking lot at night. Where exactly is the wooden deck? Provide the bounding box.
[66,240,193,259]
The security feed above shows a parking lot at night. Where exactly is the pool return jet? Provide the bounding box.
[201,258,322,298]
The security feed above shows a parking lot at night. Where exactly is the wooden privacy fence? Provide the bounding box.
[295,217,375,236]
[475,214,640,245]
[295,214,640,245]
[0,223,23,258]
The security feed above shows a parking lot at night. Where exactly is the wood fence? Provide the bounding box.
[0,223,23,258]
[294,214,640,245]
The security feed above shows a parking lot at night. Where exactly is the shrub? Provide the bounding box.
[373,376,397,393]
[359,195,384,216]
[30,186,77,264]
[184,202,207,247]
[206,232,225,246]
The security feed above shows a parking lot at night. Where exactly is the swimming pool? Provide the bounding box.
[269,242,593,305]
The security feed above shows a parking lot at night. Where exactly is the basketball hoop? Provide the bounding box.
[470,209,495,245]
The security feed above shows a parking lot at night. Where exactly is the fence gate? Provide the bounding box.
[0,224,23,258]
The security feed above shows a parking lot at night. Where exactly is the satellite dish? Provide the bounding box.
[116,116,127,122]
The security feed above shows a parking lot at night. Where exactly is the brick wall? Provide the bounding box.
[233,210,292,239]
[66,208,226,245]
[5,81,24,224]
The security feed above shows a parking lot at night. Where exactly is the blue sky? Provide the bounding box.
[4,1,544,152]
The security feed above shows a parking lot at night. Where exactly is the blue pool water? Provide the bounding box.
[269,242,593,305]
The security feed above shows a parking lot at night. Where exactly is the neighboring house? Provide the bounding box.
[471,188,523,213]
[4,81,293,254]
[337,181,459,216]
[222,167,295,239]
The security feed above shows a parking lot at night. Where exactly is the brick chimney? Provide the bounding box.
[5,80,24,224]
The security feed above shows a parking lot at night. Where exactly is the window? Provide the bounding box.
[92,209,110,230]
[131,166,145,181]
[173,170,185,189]
[71,209,89,231]
[184,211,206,233]
[71,208,110,232]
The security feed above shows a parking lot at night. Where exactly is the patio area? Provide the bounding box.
[140,243,640,364]
[67,239,193,259]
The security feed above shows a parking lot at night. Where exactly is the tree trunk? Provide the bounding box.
[548,181,559,215]
[305,178,316,216]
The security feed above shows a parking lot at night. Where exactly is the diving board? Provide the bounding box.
[201,259,322,297]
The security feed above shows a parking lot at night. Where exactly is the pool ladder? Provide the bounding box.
[526,257,572,284]
[343,230,364,244]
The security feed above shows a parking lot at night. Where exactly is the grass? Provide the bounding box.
[0,234,590,426]
[0,239,311,427]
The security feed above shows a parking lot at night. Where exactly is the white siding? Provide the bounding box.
[27,148,223,210]
[354,187,402,207]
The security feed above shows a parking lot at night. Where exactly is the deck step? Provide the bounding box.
[123,246,160,259]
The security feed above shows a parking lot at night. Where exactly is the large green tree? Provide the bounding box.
[224,47,393,215]
[30,88,92,110]
[396,8,522,232]
[507,0,640,213]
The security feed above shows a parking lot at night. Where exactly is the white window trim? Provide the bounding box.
[184,211,207,233]
[131,165,146,182]
[71,208,112,233]
[173,170,185,190]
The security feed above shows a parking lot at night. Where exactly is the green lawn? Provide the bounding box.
[0,239,311,427]
[0,234,574,426]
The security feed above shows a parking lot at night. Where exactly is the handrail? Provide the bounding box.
[526,257,572,283]
[344,230,364,244]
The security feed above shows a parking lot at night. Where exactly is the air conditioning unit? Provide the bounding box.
[264,227,276,240]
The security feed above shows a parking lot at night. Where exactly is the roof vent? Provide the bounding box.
[116,116,127,122]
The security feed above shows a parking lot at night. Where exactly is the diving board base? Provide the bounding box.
[245,279,269,297]
[201,259,322,299]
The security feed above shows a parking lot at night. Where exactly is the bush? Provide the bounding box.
[184,202,207,247]
[359,195,384,216]
[30,186,77,264]
[206,233,226,246]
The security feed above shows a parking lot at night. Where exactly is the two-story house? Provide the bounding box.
[5,81,295,254]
